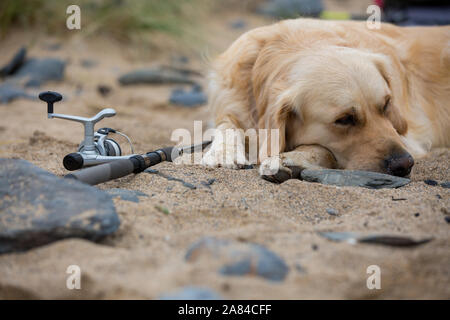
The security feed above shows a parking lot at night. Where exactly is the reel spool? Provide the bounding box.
[39,91,136,171]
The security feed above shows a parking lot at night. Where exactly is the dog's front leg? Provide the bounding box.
[259,145,337,183]
[201,123,248,169]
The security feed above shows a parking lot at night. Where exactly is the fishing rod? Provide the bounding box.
[65,141,211,185]
[39,91,211,185]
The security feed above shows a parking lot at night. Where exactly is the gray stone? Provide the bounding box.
[326,208,338,216]
[0,47,27,77]
[0,159,120,254]
[440,182,450,188]
[106,188,148,203]
[159,286,223,300]
[301,169,410,189]
[13,58,66,87]
[0,84,35,104]
[185,237,289,282]
[169,85,207,107]
[318,232,358,243]
[319,232,432,247]
[118,66,198,86]
[258,0,323,18]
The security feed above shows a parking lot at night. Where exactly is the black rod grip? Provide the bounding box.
[65,159,135,185]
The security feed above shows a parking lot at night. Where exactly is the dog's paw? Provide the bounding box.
[259,156,293,183]
[201,142,248,169]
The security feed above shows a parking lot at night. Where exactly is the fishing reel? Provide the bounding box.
[39,91,135,171]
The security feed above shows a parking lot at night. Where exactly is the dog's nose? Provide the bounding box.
[384,153,414,177]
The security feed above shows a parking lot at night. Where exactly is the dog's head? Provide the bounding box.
[261,46,413,177]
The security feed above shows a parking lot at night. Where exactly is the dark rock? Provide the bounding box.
[185,237,289,282]
[358,235,432,247]
[445,216,450,224]
[159,286,223,300]
[97,84,112,97]
[0,159,120,254]
[169,85,207,107]
[0,47,27,77]
[424,179,438,186]
[201,178,216,188]
[80,59,97,68]
[106,188,148,203]
[440,182,450,188]
[0,84,35,104]
[326,208,338,216]
[229,19,247,29]
[13,58,66,87]
[301,169,410,189]
[414,213,420,217]
[118,66,199,86]
[45,43,61,51]
[319,232,432,247]
[258,0,323,19]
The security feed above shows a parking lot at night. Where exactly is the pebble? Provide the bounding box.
[319,232,432,247]
[0,47,27,77]
[169,85,207,107]
[106,188,148,203]
[326,208,338,216]
[97,84,112,97]
[0,83,35,104]
[159,286,223,300]
[424,179,438,186]
[185,237,289,282]
[257,0,323,18]
[118,66,198,86]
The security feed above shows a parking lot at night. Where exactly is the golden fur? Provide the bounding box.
[202,19,450,174]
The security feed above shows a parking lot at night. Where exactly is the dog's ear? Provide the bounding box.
[372,54,408,135]
[258,86,298,161]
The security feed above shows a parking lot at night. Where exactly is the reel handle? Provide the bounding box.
[39,91,62,115]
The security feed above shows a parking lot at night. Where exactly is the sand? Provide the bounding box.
[0,11,449,299]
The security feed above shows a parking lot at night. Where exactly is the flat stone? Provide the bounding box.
[424,179,438,186]
[106,188,148,203]
[441,182,450,188]
[185,237,289,282]
[0,159,120,254]
[257,0,323,18]
[169,85,207,107]
[159,286,223,300]
[0,84,35,104]
[301,169,410,189]
[0,47,27,77]
[13,58,66,87]
[326,208,339,216]
[118,66,198,86]
[319,232,432,247]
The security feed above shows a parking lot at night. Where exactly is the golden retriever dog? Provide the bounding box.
[201,19,450,182]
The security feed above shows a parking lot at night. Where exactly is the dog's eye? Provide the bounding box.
[335,114,356,126]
